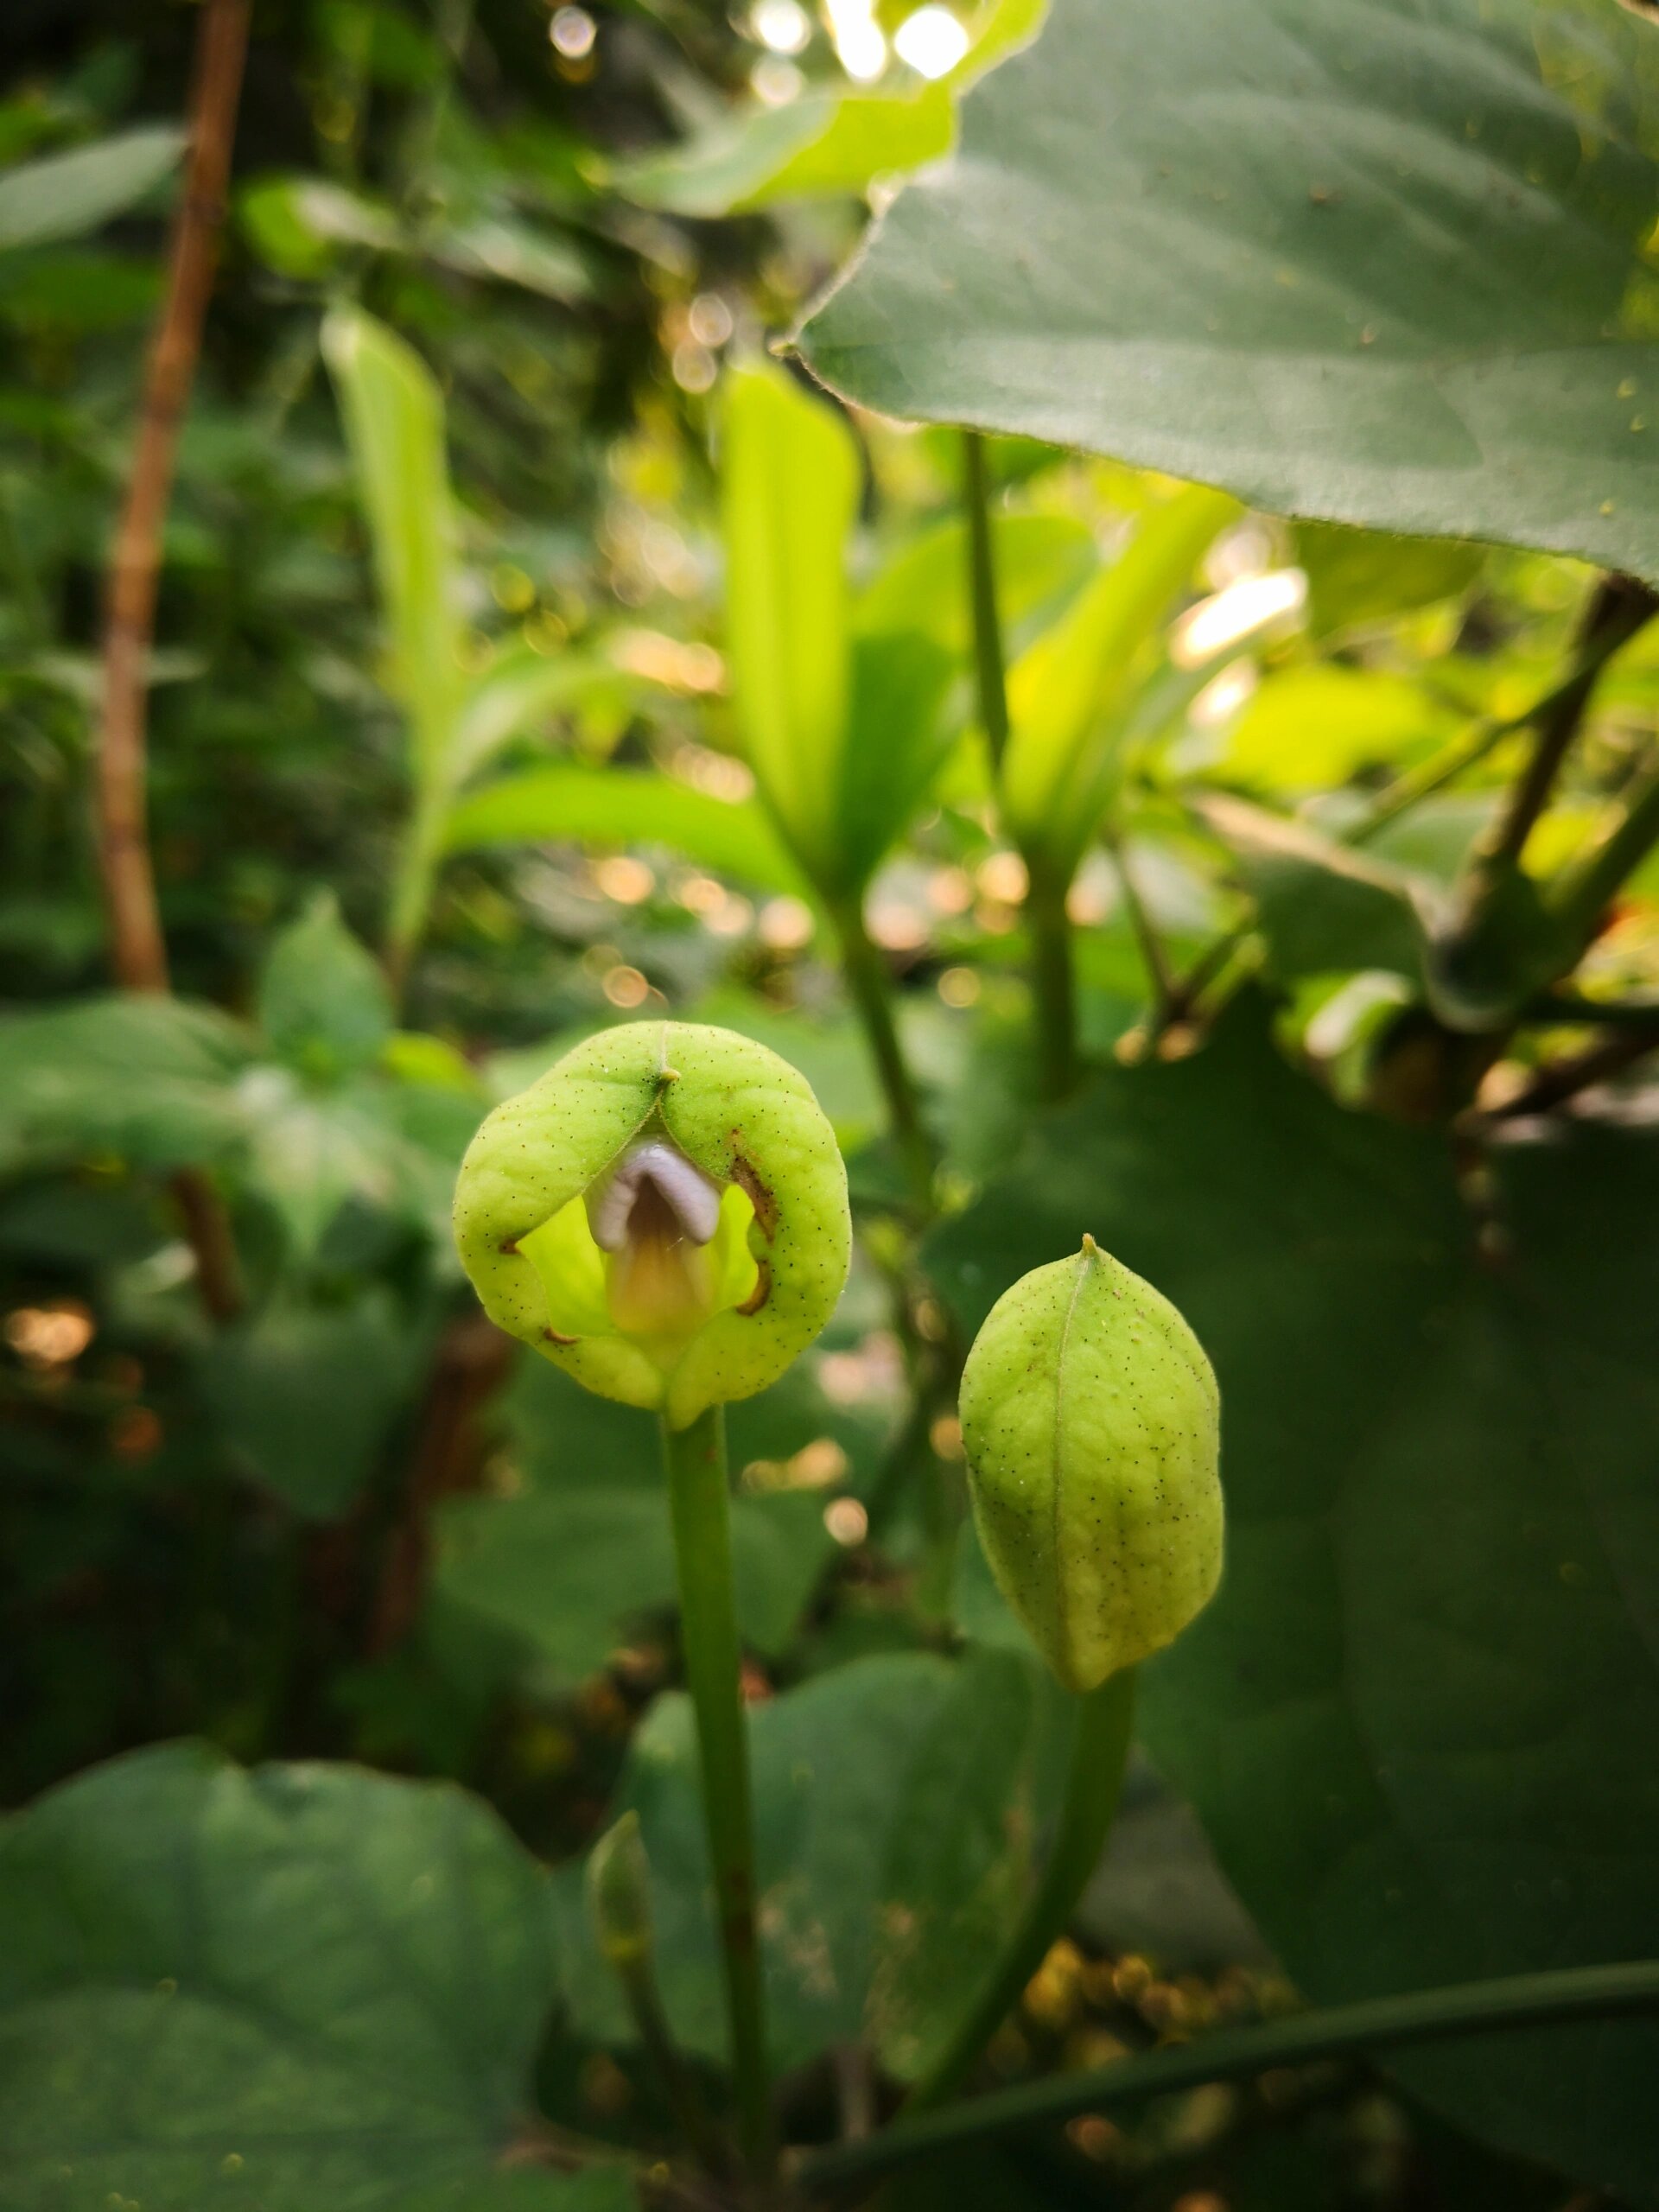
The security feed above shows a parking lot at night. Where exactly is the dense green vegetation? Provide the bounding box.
[3,3,1658,2209]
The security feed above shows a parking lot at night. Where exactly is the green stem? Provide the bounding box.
[830,895,935,1211]
[620,1955,734,2179]
[800,1959,1659,2193]
[1026,864,1079,1101]
[1107,836,1178,1023]
[1549,752,1659,944]
[905,1669,1135,2114]
[963,429,1011,775]
[1480,574,1657,874]
[1351,583,1657,853]
[385,795,445,1007]
[660,1406,773,2175]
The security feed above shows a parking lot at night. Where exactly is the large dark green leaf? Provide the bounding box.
[0,1744,625,2212]
[801,0,1659,580]
[555,1649,1063,2080]
[925,999,1659,2200]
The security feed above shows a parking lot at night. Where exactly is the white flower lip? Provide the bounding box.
[588,1138,723,1252]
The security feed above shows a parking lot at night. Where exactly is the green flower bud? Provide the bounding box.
[958,1236,1222,1692]
[587,1809,652,1974]
[453,1020,850,1430]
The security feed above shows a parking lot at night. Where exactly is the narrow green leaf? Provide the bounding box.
[720,361,860,889]
[1002,486,1236,874]
[238,175,403,276]
[448,647,632,793]
[442,762,807,893]
[321,306,464,785]
[836,628,959,887]
[432,214,589,302]
[0,127,184,252]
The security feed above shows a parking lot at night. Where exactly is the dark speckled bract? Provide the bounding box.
[959,1236,1223,1691]
[453,1021,850,1430]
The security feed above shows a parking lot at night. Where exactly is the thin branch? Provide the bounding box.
[794,1960,1659,2194]
[98,0,251,993]
[1481,574,1657,874]
[829,894,935,1213]
[1549,748,1659,944]
[1479,1028,1659,1122]
[1343,581,1658,855]
[904,1670,1134,2114]
[963,430,1011,774]
[1107,836,1179,1024]
[95,0,251,1326]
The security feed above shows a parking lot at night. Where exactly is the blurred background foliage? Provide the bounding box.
[3,3,1659,2209]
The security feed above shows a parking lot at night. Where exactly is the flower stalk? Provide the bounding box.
[661,1405,774,2176]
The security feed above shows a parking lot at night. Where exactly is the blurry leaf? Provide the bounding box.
[613,87,954,218]
[555,1650,1057,2080]
[312,2,447,89]
[836,629,959,888]
[257,891,394,1081]
[0,1743,585,2212]
[321,307,464,788]
[1078,1754,1272,1974]
[856,511,1095,655]
[448,648,631,792]
[0,127,184,251]
[437,1358,885,1680]
[1002,487,1236,876]
[721,361,859,892]
[1224,665,1455,794]
[439,1485,832,1677]
[612,0,1041,216]
[1296,522,1485,640]
[0,996,251,1177]
[1363,791,1497,887]
[1425,856,1580,1033]
[1202,794,1433,983]
[199,1291,424,1519]
[0,248,160,328]
[239,175,402,277]
[431,215,589,302]
[442,763,806,893]
[926,998,1659,2203]
[238,1069,454,1256]
[803,0,1659,582]
[690,993,885,1151]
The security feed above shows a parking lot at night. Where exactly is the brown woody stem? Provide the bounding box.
[95,0,251,1323]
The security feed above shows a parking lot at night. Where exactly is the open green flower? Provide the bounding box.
[959,1236,1223,1691]
[454,1021,850,1429]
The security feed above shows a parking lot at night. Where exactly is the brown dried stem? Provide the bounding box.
[95,0,251,1321]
